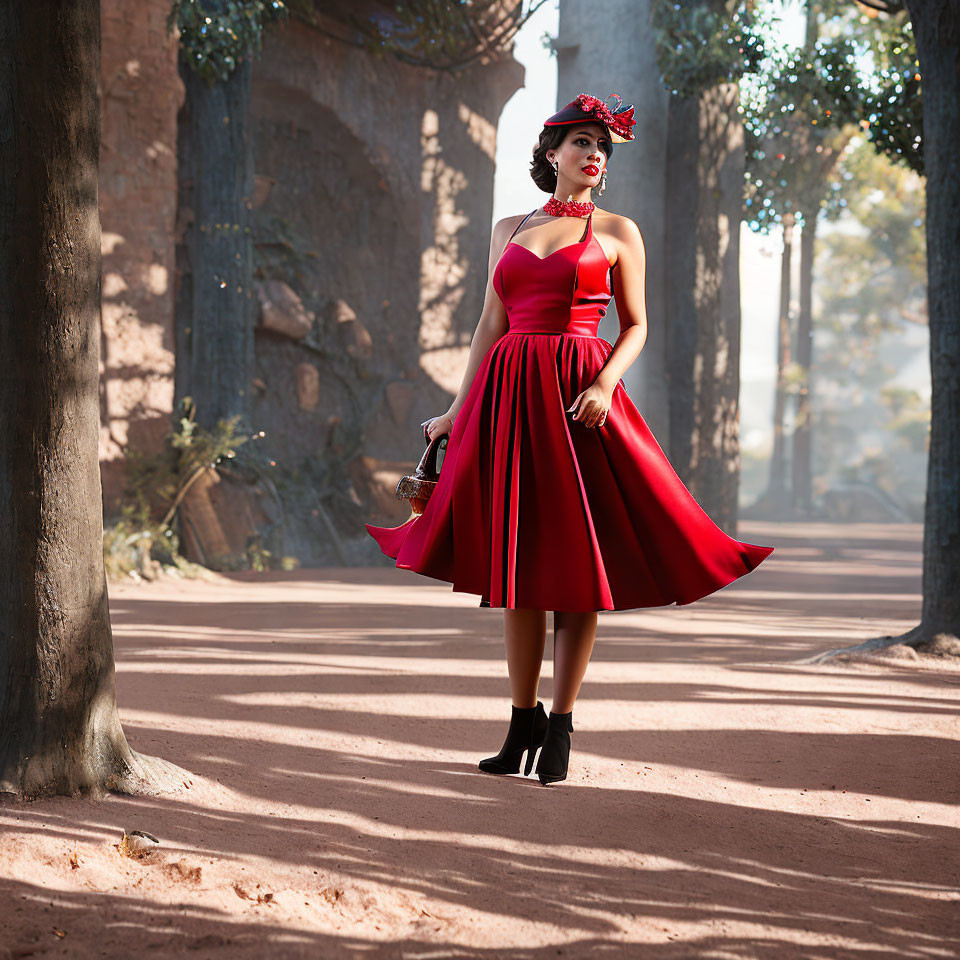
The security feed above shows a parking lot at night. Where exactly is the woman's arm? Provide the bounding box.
[570,216,648,429]
[425,215,521,439]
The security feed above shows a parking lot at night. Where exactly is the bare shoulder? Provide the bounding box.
[493,212,531,243]
[596,208,644,244]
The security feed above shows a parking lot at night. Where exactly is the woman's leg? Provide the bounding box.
[503,608,547,708]
[551,610,598,714]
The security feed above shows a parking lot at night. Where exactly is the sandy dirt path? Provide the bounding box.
[2,521,958,959]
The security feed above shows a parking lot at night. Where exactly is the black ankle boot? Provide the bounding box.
[535,710,574,785]
[479,701,549,776]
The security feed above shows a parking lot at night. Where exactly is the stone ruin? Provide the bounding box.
[98,2,522,567]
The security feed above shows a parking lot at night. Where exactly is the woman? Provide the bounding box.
[366,93,774,786]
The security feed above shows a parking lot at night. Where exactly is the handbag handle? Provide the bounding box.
[395,429,449,510]
[413,431,449,483]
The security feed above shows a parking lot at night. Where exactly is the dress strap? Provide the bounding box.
[579,211,593,243]
[507,208,539,242]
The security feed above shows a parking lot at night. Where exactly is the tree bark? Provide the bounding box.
[174,57,255,430]
[792,211,816,514]
[664,82,745,533]
[690,81,744,533]
[767,213,795,509]
[0,0,189,797]
[908,0,960,640]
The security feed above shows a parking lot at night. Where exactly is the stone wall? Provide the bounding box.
[246,20,522,560]
[98,0,183,509]
[96,8,522,561]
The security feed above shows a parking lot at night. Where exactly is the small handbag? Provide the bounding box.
[395,424,449,516]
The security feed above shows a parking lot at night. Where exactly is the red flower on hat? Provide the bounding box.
[575,93,636,141]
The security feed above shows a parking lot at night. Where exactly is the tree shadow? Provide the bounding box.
[4,521,954,956]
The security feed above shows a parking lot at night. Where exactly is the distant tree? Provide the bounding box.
[814,139,927,510]
[741,1,863,515]
[0,0,187,796]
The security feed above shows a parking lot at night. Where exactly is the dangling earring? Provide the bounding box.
[598,170,608,197]
[550,158,558,174]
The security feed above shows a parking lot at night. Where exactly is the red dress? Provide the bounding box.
[366,210,774,611]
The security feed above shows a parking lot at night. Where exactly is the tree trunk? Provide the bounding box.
[665,97,699,487]
[792,210,816,515]
[664,82,744,533]
[0,0,188,797]
[174,57,255,430]
[909,0,960,640]
[767,213,795,508]
[690,81,744,533]
[812,0,960,661]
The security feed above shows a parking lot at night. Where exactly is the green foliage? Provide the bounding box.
[653,2,921,230]
[168,0,288,83]
[742,33,863,231]
[812,138,928,507]
[651,1,772,98]
[286,0,549,72]
[858,13,922,174]
[106,399,256,577]
[124,398,249,528]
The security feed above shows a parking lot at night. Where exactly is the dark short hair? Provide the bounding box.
[529,122,614,193]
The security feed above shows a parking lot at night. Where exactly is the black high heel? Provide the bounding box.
[478,701,549,776]
[535,710,574,785]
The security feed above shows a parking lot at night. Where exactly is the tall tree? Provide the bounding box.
[904,0,959,646]
[653,0,768,533]
[770,211,796,510]
[0,0,186,796]
[814,0,958,657]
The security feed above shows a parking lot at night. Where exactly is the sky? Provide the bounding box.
[490,1,811,454]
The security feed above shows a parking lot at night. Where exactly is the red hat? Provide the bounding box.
[544,93,636,143]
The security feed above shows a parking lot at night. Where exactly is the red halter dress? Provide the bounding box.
[366,209,774,611]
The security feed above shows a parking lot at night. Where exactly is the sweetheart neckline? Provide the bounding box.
[507,233,609,264]
[508,239,584,261]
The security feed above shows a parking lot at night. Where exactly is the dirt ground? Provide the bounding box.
[1,521,958,959]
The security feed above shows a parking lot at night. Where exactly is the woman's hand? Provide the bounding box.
[422,413,454,442]
[567,382,612,429]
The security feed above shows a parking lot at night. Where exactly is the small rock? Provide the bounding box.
[294,363,321,411]
[117,829,160,859]
[332,298,373,357]
[257,280,314,340]
[252,174,276,209]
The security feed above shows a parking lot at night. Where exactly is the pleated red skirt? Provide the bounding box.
[366,212,773,611]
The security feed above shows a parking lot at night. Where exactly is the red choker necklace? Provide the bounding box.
[544,195,595,217]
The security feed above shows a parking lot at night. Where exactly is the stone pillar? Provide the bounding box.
[554,0,670,442]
